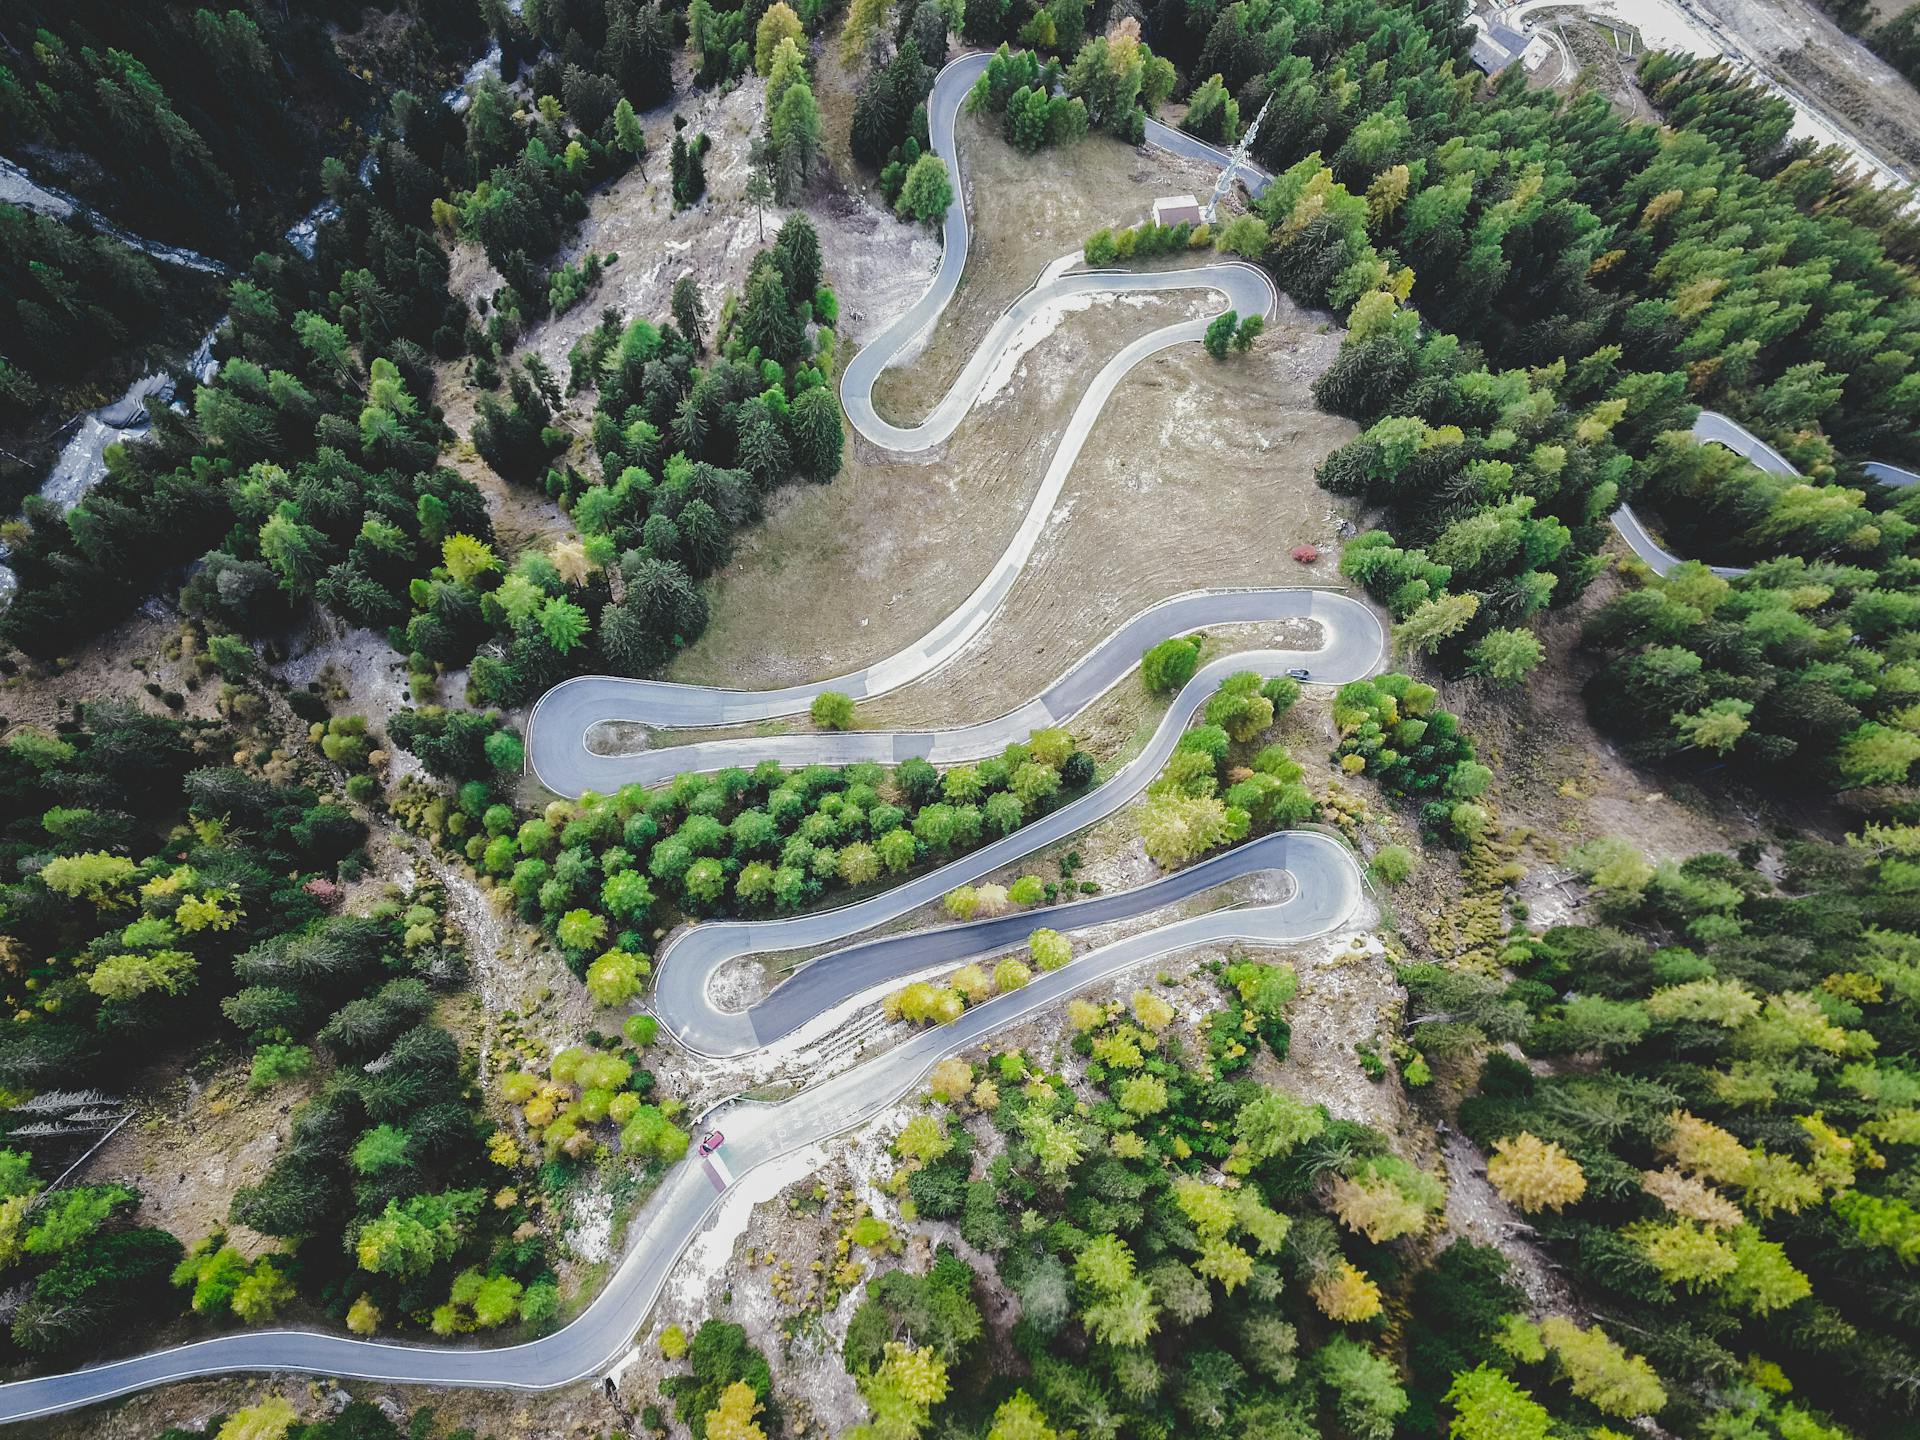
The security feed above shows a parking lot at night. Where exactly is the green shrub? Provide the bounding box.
[810,691,856,730]
[1141,636,1202,694]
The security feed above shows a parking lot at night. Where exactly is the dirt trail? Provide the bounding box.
[1438,1129,1577,1312]
[1689,0,1920,172]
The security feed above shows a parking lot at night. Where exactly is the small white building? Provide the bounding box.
[1151,194,1203,227]
[1469,20,1536,73]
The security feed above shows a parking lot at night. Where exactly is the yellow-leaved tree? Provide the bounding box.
[215,1397,299,1440]
[706,1380,769,1440]
[1486,1133,1588,1213]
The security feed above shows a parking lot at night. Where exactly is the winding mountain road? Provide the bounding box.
[648,646,1377,1055]
[0,52,1373,1426]
[531,587,1379,794]
[14,42,1916,1423]
[528,53,1281,771]
[1610,410,1919,578]
[0,820,1359,1424]
[703,827,1330,1054]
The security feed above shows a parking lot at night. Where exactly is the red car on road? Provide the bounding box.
[699,1130,725,1156]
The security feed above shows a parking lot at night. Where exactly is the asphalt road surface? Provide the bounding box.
[20,47,1911,1423]
[0,55,1373,1425]
[0,825,1361,1424]
[1141,117,1273,194]
[530,588,1380,794]
[648,644,1381,1054]
[1610,411,1918,577]
[527,54,1279,774]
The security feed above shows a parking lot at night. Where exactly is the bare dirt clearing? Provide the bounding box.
[1690,0,1920,173]
[81,1055,307,1259]
[0,607,223,732]
[439,58,935,395]
[434,53,941,567]
[667,293,1355,715]
[859,320,1357,728]
[663,293,1205,689]
[867,112,1224,423]
[417,53,1356,726]
[1549,15,1659,119]
[1439,1128,1577,1312]
[1447,564,1786,869]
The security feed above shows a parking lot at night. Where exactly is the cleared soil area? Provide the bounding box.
[421,45,1356,723]
[668,264,1355,723]
[1768,25,1920,174]
[443,54,940,385]
[859,315,1357,728]
[80,1053,310,1260]
[434,49,946,570]
[1687,0,1920,173]
[665,296,1353,725]
[868,110,1225,422]
[1436,562,1785,875]
[0,609,224,732]
[1551,15,1660,120]
[665,288,1209,689]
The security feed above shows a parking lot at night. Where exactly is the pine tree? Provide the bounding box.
[613,99,647,175]
[671,275,708,352]
[842,0,891,65]
[1203,311,1238,360]
[790,387,844,479]
[755,2,806,75]
[768,77,824,202]
[773,214,823,298]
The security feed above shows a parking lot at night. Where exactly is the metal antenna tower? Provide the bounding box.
[1202,93,1273,225]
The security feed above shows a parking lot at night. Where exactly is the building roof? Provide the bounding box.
[1152,194,1203,225]
[1470,21,1533,71]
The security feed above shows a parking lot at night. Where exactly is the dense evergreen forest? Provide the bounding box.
[0,0,487,502]
[1409,828,1920,1439]
[1120,0,1920,804]
[0,0,850,715]
[0,0,479,253]
[390,726,1097,958]
[0,695,585,1357]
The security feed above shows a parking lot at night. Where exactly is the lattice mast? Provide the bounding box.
[1201,93,1273,225]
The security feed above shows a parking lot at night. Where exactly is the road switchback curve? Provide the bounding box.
[0,50,1377,1425]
